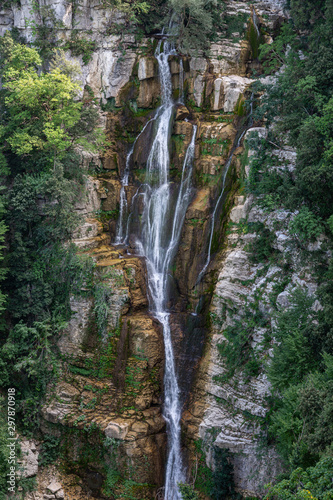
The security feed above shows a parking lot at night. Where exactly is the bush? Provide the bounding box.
[217,311,265,382]
[210,448,238,500]
[178,483,199,500]
[289,207,323,243]
[39,435,60,466]
[264,456,333,499]
[246,222,278,263]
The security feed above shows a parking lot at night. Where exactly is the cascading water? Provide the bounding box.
[252,8,260,38]
[197,95,254,282]
[118,39,197,498]
[115,116,157,245]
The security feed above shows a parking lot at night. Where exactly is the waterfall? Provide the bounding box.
[197,95,254,283]
[115,149,131,245]
[115,116,157,245]
[119,39,197,498]
[252,8,260,38]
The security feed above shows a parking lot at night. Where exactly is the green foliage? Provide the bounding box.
[0,33,81,161]
[26,3,63,61]
[265,283,333,472]
[216,311,265,382]
[289,207,323,243]
[93,283,113,337]
[102,0,151,24]
[178,483,199,500]
[192,441,238,500]
[193,440,214,496]
[63,31,97,65]
[246,137,293,208]
[290,0,328,30]
[0,35,100,434]
[246,222,278,264]
[269,354,333,468]
[0,319,63,430]
[247,19,263,59]
[95,209,119,224]
[0,397,11,496]
[210,448,238,500]
[268,288,319,393]
[265,456,333,500]
[104,468,122,496]
[242,20,333,469]
[0,196,7,315]
[225,12,249,41]
[166,0,228,54]
[234,95,246,117]
[255,2,333,224]
[39,435,60,466]
[49,49,82,80]
[259,23,296,73]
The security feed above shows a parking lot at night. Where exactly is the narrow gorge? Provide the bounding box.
[1,1,332,499]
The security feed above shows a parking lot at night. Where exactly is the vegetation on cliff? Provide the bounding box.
[0,33,102,460]
[247,1,333,498]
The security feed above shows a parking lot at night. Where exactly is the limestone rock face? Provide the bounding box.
[183,122,323,496]
[138,57,157,80]
[214,75,254,112]
[1,1,137,101]
[17,440,39,478]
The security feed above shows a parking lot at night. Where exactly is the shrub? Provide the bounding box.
[178,483,199,500]
[246,222,278,263]
[39,435,60,466]
[289,207,323,243]
[264,456,333,499]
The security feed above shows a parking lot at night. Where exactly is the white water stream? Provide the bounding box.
[252,8,260,38]
[197,95,254,283]
[117,40,197,498]
[115,116,157,245]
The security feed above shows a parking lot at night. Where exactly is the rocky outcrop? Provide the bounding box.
[17,440,39,479]
[182,123,325,496]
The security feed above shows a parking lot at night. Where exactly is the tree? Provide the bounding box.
[178,482,199,500]
[168,0,216,54]
[265,456,333,500]
[0,34,97,434]
[1,46,81,164]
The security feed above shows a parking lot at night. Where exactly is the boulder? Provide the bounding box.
[18,440,39,478]
[47,481,62,494]
[105,421,129,440]
[175,105,190,121]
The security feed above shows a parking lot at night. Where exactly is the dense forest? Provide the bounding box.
[0,0,332,499]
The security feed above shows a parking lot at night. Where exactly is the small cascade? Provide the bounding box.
[197,95,254,283]
[115,149,131,245]
[114,117,157,245]
[117,38,197,498]
[252,8,260,38]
